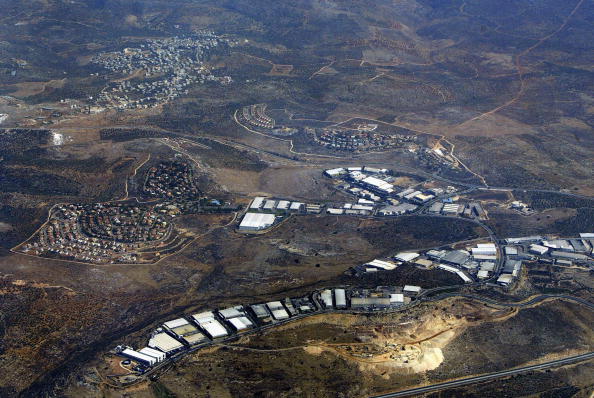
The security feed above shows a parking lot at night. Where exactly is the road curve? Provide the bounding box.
[371,351,594,398]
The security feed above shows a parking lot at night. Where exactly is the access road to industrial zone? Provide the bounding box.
[371,351,594,398]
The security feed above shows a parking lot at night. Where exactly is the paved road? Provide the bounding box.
[371,351,594,397]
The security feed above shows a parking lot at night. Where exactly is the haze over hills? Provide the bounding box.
[0,1,593,397]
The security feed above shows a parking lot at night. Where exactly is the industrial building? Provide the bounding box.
[334,289,347,308]
[249,197,265,210]
[191,312,228,339]
[266,301,290,320]
[218,306,254,331]
[163,318,207,346]
[250,303,274,323]
[437,264,473,283]
[403,285,422,295]
[320,289,333,308]
[148,332,184,355]
[394,252,420,262]
[239,212,276,231]
[122,348,157,366]
[139,347,166,362]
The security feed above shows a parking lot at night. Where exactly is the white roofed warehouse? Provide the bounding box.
[239,212,276,231]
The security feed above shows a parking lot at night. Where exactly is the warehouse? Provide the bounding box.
[471,243,497,256]
[218,306,254,331]
[263,200,277,210]
[350,297,391,309]
[529,244,549,255]
[334,289,346,308]
[239,212,276,231]
[390,293,405,304]
[362,176,394,194]
[442,203,460,214]
[403,285,422,295]
[477,270,489,279]
[148,332,184,355]
[363,259,397,271]
[378,203,417,215]
[437,264,473,283]
[249,197,265,210]
[276,200,290,211]
[394,252,420,262]
[325,168,346,177]
[121,348,157,366]
[250,304,273,323]
[266,301,290,320]
[228,317,253,331]
[139,347,166,362]
[503,259,522,276]
[163,318,206,346]
[441,250,470,266]
[191,312,228,339]
[497,274,514,285]
[289,202,304,212]
[320,289,333,308]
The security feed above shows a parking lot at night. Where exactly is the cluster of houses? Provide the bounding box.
[91,32,232,110]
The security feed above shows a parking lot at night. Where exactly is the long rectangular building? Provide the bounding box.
[239,213,276,231]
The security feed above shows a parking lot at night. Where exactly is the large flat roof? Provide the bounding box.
[148,332,184,353]
[239,212,276,229]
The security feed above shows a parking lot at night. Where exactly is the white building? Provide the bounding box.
[334,289,346,308]
[239,212,276,231]
[249,197,265,210]
[191,312,228,339]
[122,348,157,366]
[403,285,422,294]
[266,301,290,320]
[139,347,166,362]
[148,333,184,355]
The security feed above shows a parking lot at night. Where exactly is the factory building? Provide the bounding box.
[325,168,346,178]
[121,348,157,366]
[139,347,166,362]
[350,297,391,309]
[440,250,470,266]
[394,252,420,262]
[263,200,277,210]
[497,274,514,285]
[529,244,549,255]
[249,197,265,210]
[320,289,333,308]
[239,212,276,231]
[334,289,346,309]
[403,285,422,295]
[191,312,228,339]
[363,259,398,271]
[276,200,290,211]
[361,176,394,195]
[437,264,473,283]
[378,203,417,216]
[218,306,254,331]
[163,318,207,346]
[250,303,273,323]
[148,332,184,355]
[266,301,290,320]
[471,243,497,256]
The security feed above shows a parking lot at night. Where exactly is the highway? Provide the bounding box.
[371,351,594,397]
